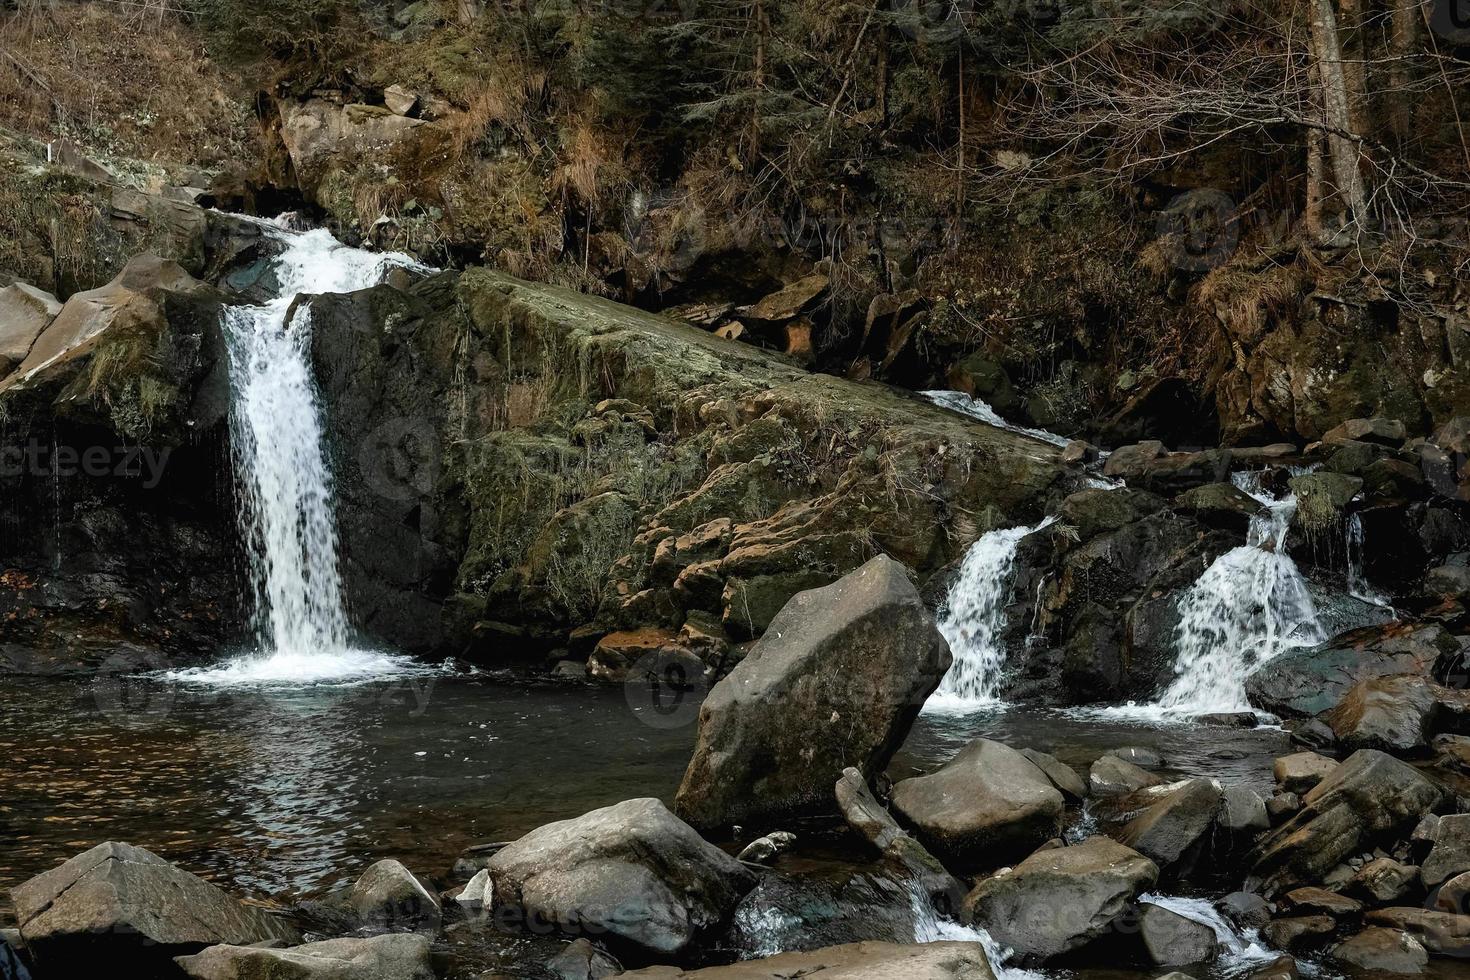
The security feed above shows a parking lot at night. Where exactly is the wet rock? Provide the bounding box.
[1267,792,1302,824]
[1102,441,1164,478]
[1246,955,1300,980]
[1327,675,1470,754]
[1436,870,1470,914]
[588,628,681,682]
[1291,719,1338,751]
[1090,756,1164,798]
[1289,472,1363,532]
[1273,752,1338,794]
[1262,915,1337,951]
[1281,887,1362,919]
[736,832,796,865]
[1421,814,1470,889]
[1350,858,1418,905]
[1365,908,1470,957]
[0,281,60,376]
[349,859,442,934]
[833,769,961,908]
[946,353,1022,418]
[1019,749,1086,801]
[546,938,622,980]
[1250,751,1448,896]
[1106,448,1234,494]
[454,869,491,913]
[1220,785,1270,833]
[617,940,997,977]
[1202,711,1261,728]
[891,738,1064,871]
[1061,440,1098,465]
[962,836,1158,963]
[727,870,920,956]
[1056,487,1166,540]
[1324,418,1408,447]
[1139,903,1218,965]
[11,842,297,976]
[175,935,434,980]
[1331,926,1427,974]
[1220,891,1273,930]
[486,798,756,955]
[677,556,949,830]
[1425,564,1470,598]
[1110,746,1165,769]
[1115,779,1221,875]
[1174,483,1267,532]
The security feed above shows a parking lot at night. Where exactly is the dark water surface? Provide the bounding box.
[0,670,1291,923]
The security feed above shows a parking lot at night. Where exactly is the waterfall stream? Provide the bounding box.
[174,224,428,684]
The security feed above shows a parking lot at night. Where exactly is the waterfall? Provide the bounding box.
[927,517,1057,711]
[174,224,428,685]
[909,885,1048,980]
[921,390,1072,448]
[1346,512,1392,607]
[1150,472,1323,714]
[1137,894,1277,973]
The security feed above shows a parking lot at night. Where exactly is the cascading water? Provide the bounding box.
[1136,895,1278,973]
[1148,472,1324,715]
[927,517,1058,711]
[909,885,1048,980]
[922,390,1071,448]
[174,224,428,685]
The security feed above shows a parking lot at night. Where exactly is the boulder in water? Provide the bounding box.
[675,555,950,831]
[486,798,756,956]
[1365,908,1470,957]
[1114,778,1221,876]
[1173,482,1268,532]
[1273,752,1339,793]
[1326,675,1470,754]
[1220,785,1270,833]
[546,938,623,980]
[1248,624,1458,718]
[833,768,962,908]
[962,835,1158,963]
[1019,748,1086,801]
[1421,814,1470,889]
[175,935,434,980]
[615,940,997,977]
[10,842,297,976]
[890,738,1063,871]
[1330,926,1427,974]
[348,860,441,934]
[726,870,924,956]
[1089,755,1163,797]
[1262,915,1337,951]
[1139,902,1218,965]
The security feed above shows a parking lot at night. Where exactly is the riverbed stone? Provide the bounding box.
[1019,748,1086,801]
[1221,785,1270,833]
[1089,755,1164,797]
[1250,750,1449,896]
[962,835,1158,963]
[1326,675,1470,754]
[349,860,441,934]
[1220,891,1274,930]
[1436,870,1470,914]
[487,797,756,955]
[1351,858,1418,905]
[890,738,1064,871]
[1281,887,1362,919]
[1331,927,1427,974]
[1273,752,1338,793]
[833,768,961,906]
[618,940,997,977]
[175,935,434,980]
[1325,418,1408,447]
[675,556,950,830]
[1421,814,1470,889]
[546,938,622,980]
[1139,902,1218,965]
[1115,778,1221,875]
[1365,908,1470,957]
[1262,915,1337,951]
[10,842,297,976]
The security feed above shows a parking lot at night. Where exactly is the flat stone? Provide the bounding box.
[1331,927,1427,975]
[1281,886,1362,918]
[618,940,997,977]
[1089,755,1164,797]
[348,859,441,934]
[175,934,434,979]
[1324,418,1408,447]
[1274,752,1338,793]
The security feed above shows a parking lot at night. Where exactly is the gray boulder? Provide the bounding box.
[175,935,433,980]
[546,938,623,980]
[1247,624,1457,718]
[348,860,441,934]
[1331,927,1427,975]
[890,738,1063,871]
[1220,785,1270,833]
[487,798,756,955]
[1421,813,1470,889]
[963,836,1158,963]
[0,281,60,376]
[1115,778,1221,875]
[1326,675,1470,754]
[10,842,296,976]
[1139,902,1218,965]
[618,940,996,977]
[1020,748,1086,801]
[1250,751,1448,896]
[675,556,950,830]
[1089,755,1163,797]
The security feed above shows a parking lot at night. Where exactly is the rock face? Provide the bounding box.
[1250,751,1448,895]
[0,281,60,375]
[486,798,756,955]
[175,935,434,980]
[619,941,997,978]
[890,738,1064,871]
[675,556,950,830]
[10,842,296,975]
[963,836,1158,963]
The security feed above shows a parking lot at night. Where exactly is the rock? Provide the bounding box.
[454,869,491,912]
[0,934,26,980]
[1436,870,1470,914]
[1115,779,1221,874]
[1281,887,1363,918]
[486,798,756,955]
[1109,745,1165,769]
[1262,916,1337,951]
[1173,483,1267,531]
[278,99,430,196]
[1325,418,1408,447]
[890,738,1064,871]
[1246,956,1300,980]
[1138,902,1218,966]
[676,556,950,830]
[1102,440,1165,478]
[11,842,296,975]
[945,354,1022,417]
[617,940,997,977]
[1292,719,1339,751]
[1422,814,1470,889]
[1289,472,1363,532]
[1426,564,1470,597]
[833,769,961,906]
[1326,675,1470,754]
[175,935,434,980]
[1090,755,1164,797]
[383,84,418,116]
[1351,858,1418,905]
[727,870,923,955]
[1274,752,1338,794]
[0,281,60,376]
[588,628,680,682]
[1061,440,1098,465]
[741,275,828,324]
[348,860,441,934]
[736,832,796,865]
[1220,891,1274,930]
[1019,748,1086,801]
[1250,751,1448,896]
[1220,785,1270,833]
[546,938,622,980]
[1331,927,1427,974]
[962,836,1158,963]
[1267,792,1302,824]
[1365,908,1470,957]
[1201,711,1261,728]
[1104,448,1234,494]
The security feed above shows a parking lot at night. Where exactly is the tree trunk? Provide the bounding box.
[749,0,767,163]
[1308,0,1368,231]
[1337,0,1369,134]
[1389,0,1419,144]
[1306,126,1327,241]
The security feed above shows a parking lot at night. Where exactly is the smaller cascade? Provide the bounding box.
[909,885,1048,980]
[921,390,1071,448]
[1138,895,1277,973]
[1346,512,1392,608]
[929,517,1057,710]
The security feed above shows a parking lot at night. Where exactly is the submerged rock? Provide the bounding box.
[486,798,756,955]
[10,842,296,976]
[1089,755,1164,798]
[676,556,950,831]
[348,859,441,935]
[175,935,433,980]
[617,940,997,977]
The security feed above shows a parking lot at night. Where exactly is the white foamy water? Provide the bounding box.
[1346,512,1392,609]
[922,390,1072,448]
[1138,894,1278,974]
[175,225,430,685]
[927,517,1058,713]
[909,886,1049,980]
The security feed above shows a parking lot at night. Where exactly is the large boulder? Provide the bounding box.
[1139,902,1218,966]
[1114,779,1221,876]
[347,860,441,934]
[10,842,297,976]
[1249,751,1448,895]
[175,935,434,980]
[0,281,60,376]
[890,738,1064,872]
[1326,675,1470,754]
[675,555,950,830]
[619,940,997,978]
[963,836,1158,963]
[486,798,756,956]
